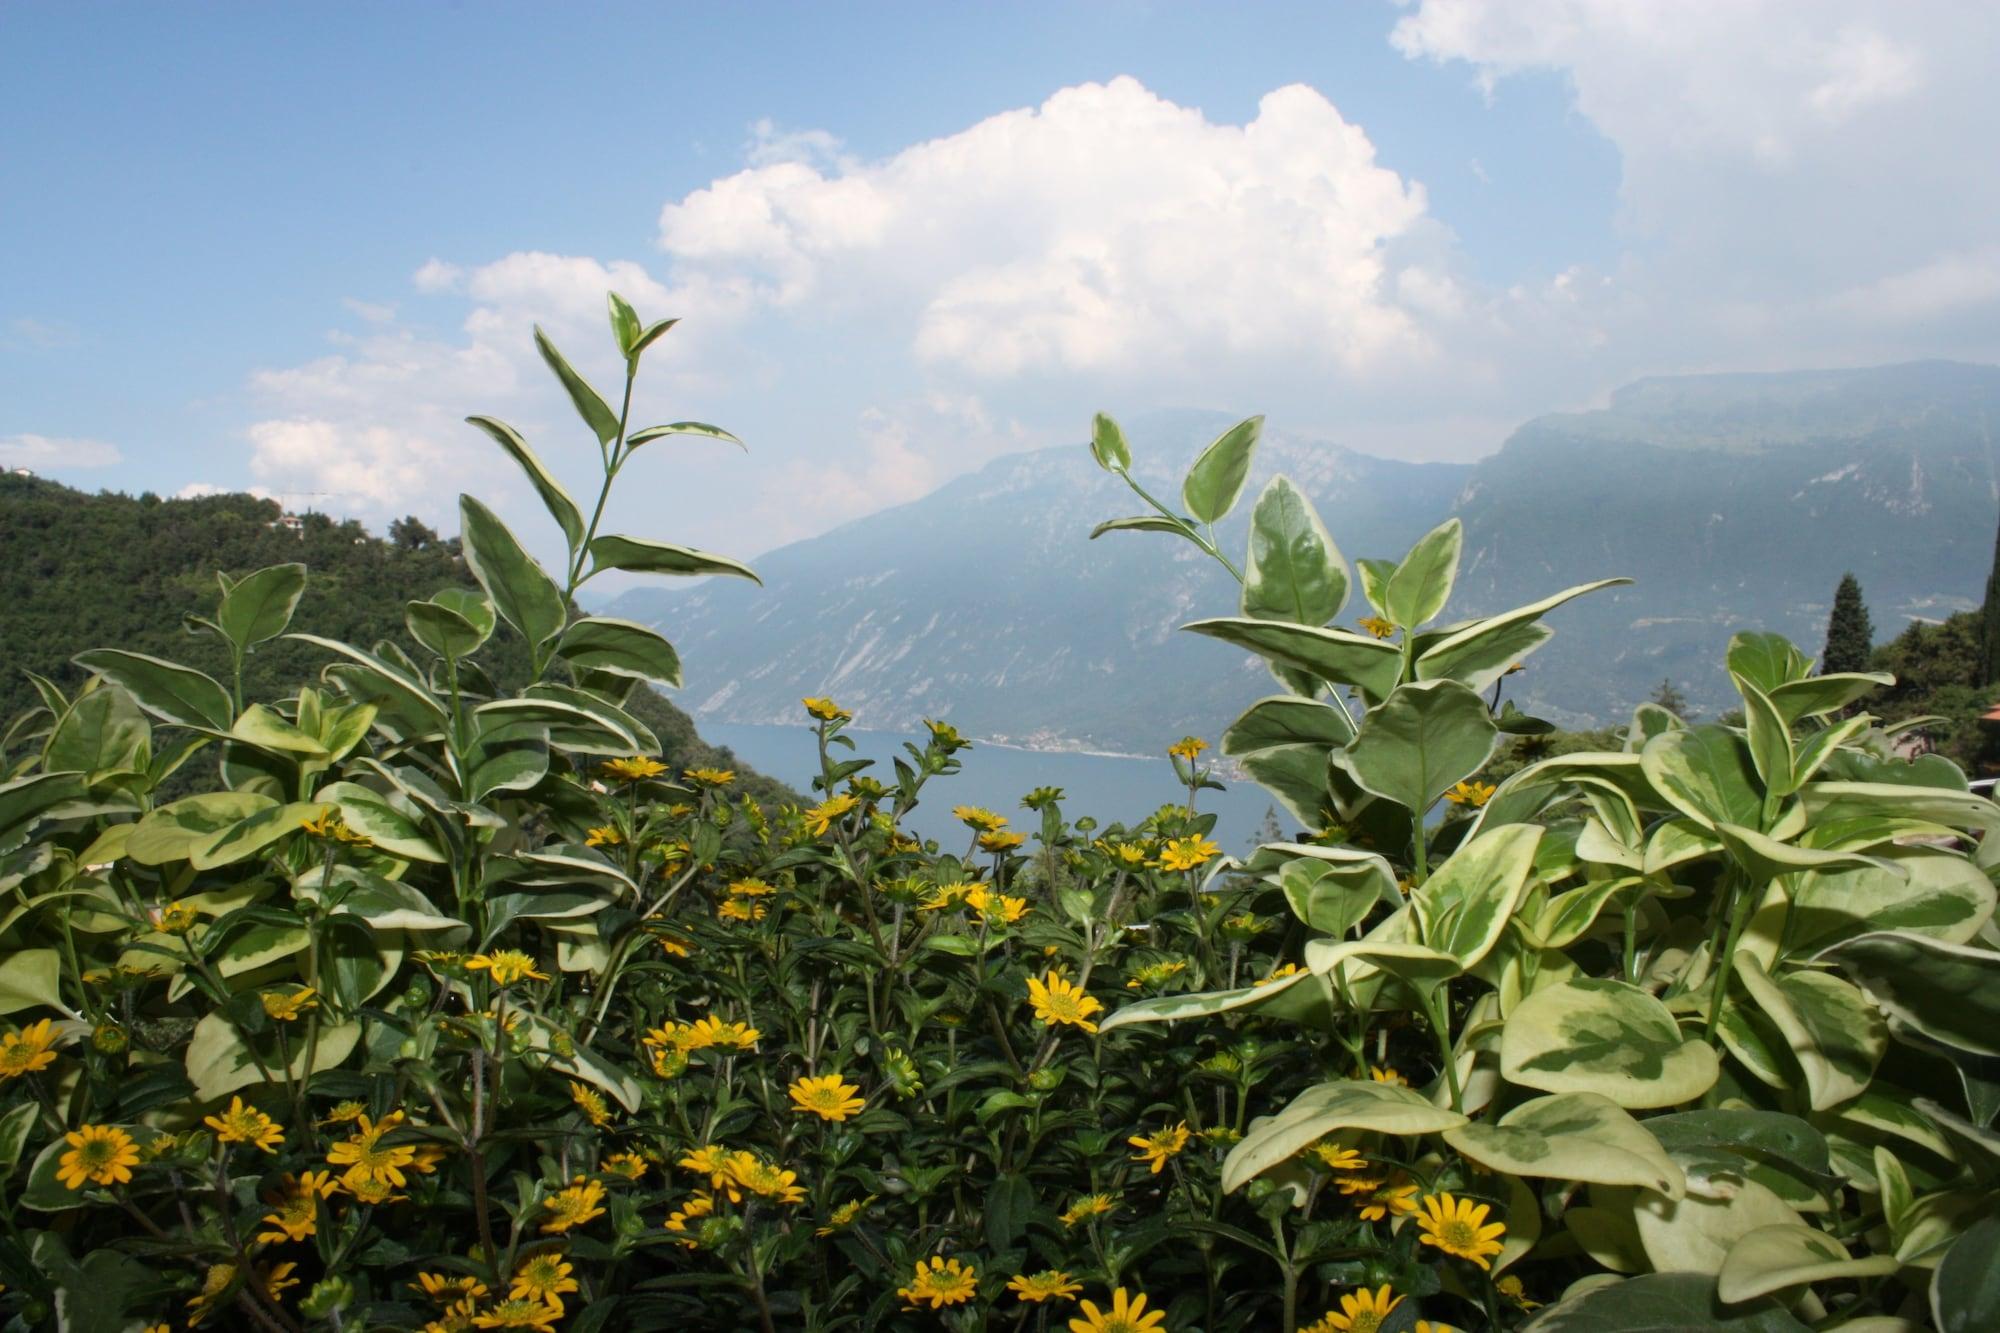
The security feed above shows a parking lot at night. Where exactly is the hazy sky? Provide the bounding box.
[4,1,1996,577]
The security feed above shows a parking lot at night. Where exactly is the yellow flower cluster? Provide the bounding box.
[676,1144,806,1205]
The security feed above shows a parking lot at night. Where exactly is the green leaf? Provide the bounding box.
[1383,518,1463,630]
[127,791,275,864]
[1737,677,1796,797]
[1641,726,1764,831]
[607,291,642,355]
[1237,744,1335,830]
[625,421,747,451]
[631,315,679,357]
[184,1010,361,1101]
[1090,514,1189,540]
[1734,955,1885,1111]
[1817,931,2000,1058]
[1644,1109,1835,1208]
[1099,968,1321,1032]
[1769,672,1894,723]
[1802,782,2000,834]
[524,1013,641,1112]
[1356,557,1396,618]
[1712,822,1886,883]
[1220,1077,1468,1192]
[1716,1224,1899,1304]
[72,648,233,730]
[1276,850,1397,935]
[1445,1092,1685,1196]
[1089,412,1131,472]
[230,702,329,759]
[0,947,65,1015]
[317,781,445,863]
[1241,475,1348,626]
[45,684,149,779]
[587,533,760,583]
[0,1101,37,1173]
[1501,977,1720,1108]
[1182,617,1402,700]
[1787,848,1995,958]
[189,800,331,870]
[216,561,307,653]
[555,617,683,688]
[1411,822,1543,969]
[406,597,492,660]
[1222,695,1355,754]
[1416,578,1630,690]
[459,494,569,649]
[286,633,447,726]
[1181,415,1262,523]
[465,415,586,552]
[1342,680,1498,815]
[534,324,620,445]
[1523,1273,1810,1332]
[1726,633,1811,695]
[1934,1215,2000,1333]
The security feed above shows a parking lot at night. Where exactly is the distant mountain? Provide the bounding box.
[607,362,2000,752]
[608,416,1469,752]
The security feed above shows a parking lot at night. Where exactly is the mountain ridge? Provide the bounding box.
[610,361,2000,753]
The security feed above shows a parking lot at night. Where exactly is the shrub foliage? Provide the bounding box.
[3,297,2000,1332]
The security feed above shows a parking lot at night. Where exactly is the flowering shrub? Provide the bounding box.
[1,298,1998,1332]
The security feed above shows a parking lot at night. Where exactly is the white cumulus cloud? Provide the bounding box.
[658,77,1444,381]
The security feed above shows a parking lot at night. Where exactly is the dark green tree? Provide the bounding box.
[1822,572,1874,674]
[1649,677,1691,717]
[1982,511,2000,686]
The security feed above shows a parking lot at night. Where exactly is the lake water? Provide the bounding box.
[699,721,1283,852]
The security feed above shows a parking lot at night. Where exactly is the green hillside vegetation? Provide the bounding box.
[0,472,795,803]
[1870,608,1999,772]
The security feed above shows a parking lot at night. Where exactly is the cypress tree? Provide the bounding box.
[1983,510,2000,686]
[1822,573,1874,674]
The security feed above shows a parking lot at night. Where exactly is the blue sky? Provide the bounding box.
[4,1,1994,573]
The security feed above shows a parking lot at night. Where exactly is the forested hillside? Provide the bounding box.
[0,472,795,801]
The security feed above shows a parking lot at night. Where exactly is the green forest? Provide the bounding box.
[0,472,795,805]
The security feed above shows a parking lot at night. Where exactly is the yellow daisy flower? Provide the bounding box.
[260,987,318,1022]
[815,1194,877,1236]
[1158,835,1220,871]
[57,1124,140,1189]
[509,1253,578,1307]
[1060,1193,1116,1227]
[1304,1284,1402,1333]
[1067,1287,1167,1332]
[205,1096,284,1153]
[568,1082,612,1127]
[897,1256,978,1310]
[465,951,548,985]
[0,1018,60,1079]
[601,756,667,782]
[1027,971,1104,1033]
[1414,1192,1506,1270]
[1009,1270,1083,1303]
[804,793,859,836]
[1127,1122,1191,1174]
[789,1073,866,1122]
[540,1177,607,1234]
[1444,780,1495,808]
